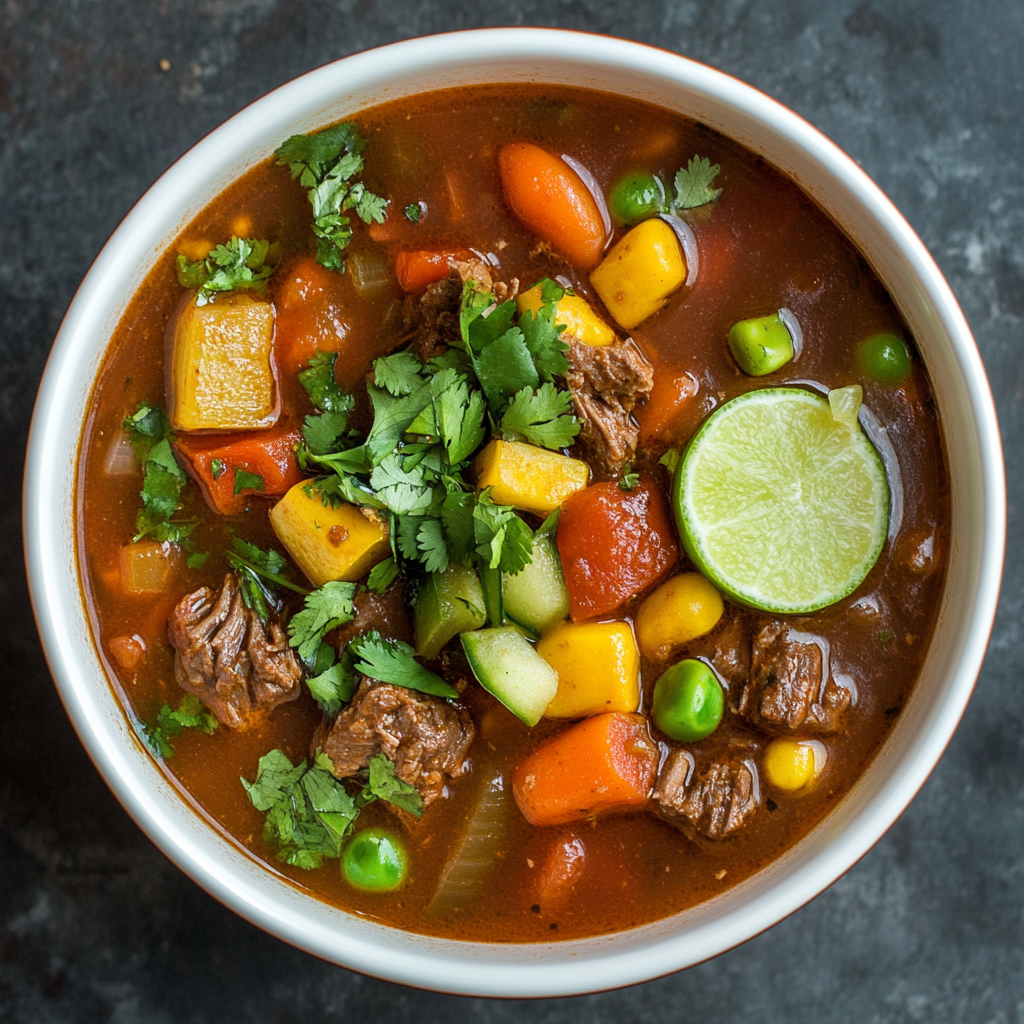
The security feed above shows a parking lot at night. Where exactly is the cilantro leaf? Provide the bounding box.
[672,155,722,211]
[473,328,540,413]
[374,351,425,397]
[369,450,438,516]
[302,411,351,456]
[210,458,226,480]
[659,449,682,475]
[348,630,459,699]
[123,402,170,459]
[361,753,424,817]
[175,236,277,306]
[440,491,476,564]
[434,378,487,466]
[186,551,209,569]
[517,278,570,380]
[618,462,639,491]
[122,404,191,543]
[473,492,534,575]
[500,383,580,450]
[287,581,357,664]
[143,695,218,759]
[416,517,449,574]
[404,202,422,222]
[306,654,360,716]
[366,556,399,594]
[275,122,388,273]
[298,352,353,415]
[227,534,308,622]
[233,469,265,495]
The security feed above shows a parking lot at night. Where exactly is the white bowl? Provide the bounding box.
[24,28,1005,997]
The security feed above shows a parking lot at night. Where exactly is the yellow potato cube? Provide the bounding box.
[269,482,390,587]
[764,739,827,791]
[538,621,640,718]
[169,293,278,431]
[635,573,724,660]
[474,440,589,516]
[589,218,686,330]
[516,286,616,347]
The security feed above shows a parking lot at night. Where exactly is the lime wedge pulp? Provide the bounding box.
[673,388,889,614]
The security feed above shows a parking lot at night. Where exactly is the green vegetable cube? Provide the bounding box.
[727,313,795,376]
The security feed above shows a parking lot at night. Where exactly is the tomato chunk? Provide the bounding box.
[556,478,678,620]
[175,427,304,515]
[274,256,349,375]
[512,713,658,826]
[635,354,699,441]
[395,249,470,293]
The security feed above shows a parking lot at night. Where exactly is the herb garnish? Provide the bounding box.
[175,236,278,306]
[618,463,640,491]
[404,202,422,222]
[242,749,422,869]
[233,469,265,495]
[275,122,388,272]
[143,695,218,759]
[348,630,459,699]
[672,155,722,211]
[226,534,309,623]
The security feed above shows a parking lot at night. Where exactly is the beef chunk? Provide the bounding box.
[317,678,474,806]
[565,338,654,475]
[737,622,850,733]
[327,583,413,650]
[653,749,759,840]
[168,573,302,730]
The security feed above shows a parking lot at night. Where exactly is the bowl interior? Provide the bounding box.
[24,29,1004,997]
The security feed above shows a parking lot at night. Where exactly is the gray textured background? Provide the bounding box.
[2,2,1021,1022]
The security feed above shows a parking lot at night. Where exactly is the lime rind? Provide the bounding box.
[673,388,889,614]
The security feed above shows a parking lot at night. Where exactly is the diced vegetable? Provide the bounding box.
[342,828,407,891]
[478,563,505,628]
[461,627,559,727]
[502,533,570,634]
[728,313,795,376]
[609,170,666,226]
[634,572,724,660]
[348,251,393,296]
[168,292,278,431]
[857,333,911,384]
[269,482,390,587]
[537,621,640,719]
[556,478,678,620]
[273,256,348,375]
[511,713,658,826]
[175,427,303,515]
[119,540,180,595]
[414,564,486,659]
[516,285,615,347]
[103,433,136,476]
[498,143,607,269]
[651,659,724,741]
[764,738,827,791]
[474,439,589,517]
[395,249,470,293]
[635,358,699,441]
[590,218,686,330]
[536,833,586,903]
[108,634,146,670]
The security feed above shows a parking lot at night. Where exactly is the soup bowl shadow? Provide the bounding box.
[23,28,1005,997]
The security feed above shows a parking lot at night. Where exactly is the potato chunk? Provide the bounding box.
[515,286,615,347]
[474,439,589,517]
[169,293,278,431]
[589,219,686,330]
[269,482,390,587]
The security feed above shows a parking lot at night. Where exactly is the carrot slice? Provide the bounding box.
[395,249,470,293]
[512,713,658,826]
[498,144,606,269]
[175,427,303,515]
[556,478,679,620]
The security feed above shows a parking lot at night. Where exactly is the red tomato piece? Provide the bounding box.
[273,256,349,375]
[175,427,304,515]
[556,478,679,620]
[395,249,471,293]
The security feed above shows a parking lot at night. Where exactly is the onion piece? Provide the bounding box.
[427,770,508,917]
[104,432,136,476]
[119,541,179,595]
[348,252,392,296]
[658,214,699,286]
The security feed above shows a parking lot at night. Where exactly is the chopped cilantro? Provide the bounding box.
[175,236,277,306]
[517,278,570,380]
[672,156,722,211]
[227,534,308,622]
[473,491,534,575]
[233,469,265,495]
[348,630,459,699]
[659,449,682,475]
[366,556,399,594]
[210,458,226,480]
[186,551,209,569]
[298,351,352,414]
[500,383,579,450]
[361,753,423,817]
[374,351,425,397]
[306,653,360,716]
[404,202,422,222]
[287,581,357,665]
[618,464,640,491]
[275,122,388,273]
[879,629,895,644]
[143,695,218,759]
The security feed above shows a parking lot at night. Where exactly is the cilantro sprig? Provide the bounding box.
[143,695,218,759]
[275,122,388,273]
[348,630,459,699]
[123,402,192,544]
[242,749,422,869]
[176,236,278,306]
[672,155,722,211]
[226,535,309,623]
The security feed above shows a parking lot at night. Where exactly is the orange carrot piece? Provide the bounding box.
[536,833,586,903]
[175,427,304,516]
[394,249,470,293]
[273,256,349,375]
[512,713,658,826]
[635,356,699,441]
[498,144,607,269]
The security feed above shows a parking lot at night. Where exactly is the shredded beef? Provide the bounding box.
[653,749,759,840]
[317,678,475,806]
[737,622,850,733]
[565,337,654,475]
[167,573,302,730]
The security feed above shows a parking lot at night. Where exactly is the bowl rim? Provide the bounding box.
[23,27,1006,997]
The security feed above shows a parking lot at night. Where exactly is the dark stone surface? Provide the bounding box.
[1,1,1021,1021]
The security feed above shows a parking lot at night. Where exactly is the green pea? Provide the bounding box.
[728,313,794,376]
[342,828,406,892]
[652,659,724,742]
[609,171,666,225]
[858,333,911,384]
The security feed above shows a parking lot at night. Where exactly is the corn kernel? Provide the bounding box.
[764,739,827,791]
[635,573,724,660]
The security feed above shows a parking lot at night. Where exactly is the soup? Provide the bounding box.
[76,84,949,943]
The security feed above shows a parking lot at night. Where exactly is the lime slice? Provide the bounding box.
[673,387,889,614]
